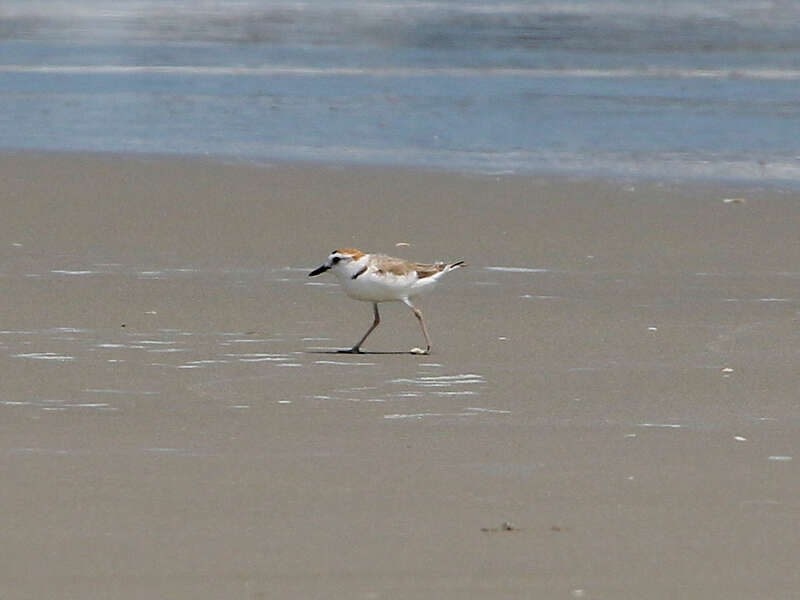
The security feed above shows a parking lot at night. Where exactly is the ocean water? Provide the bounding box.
[1,0,800,185]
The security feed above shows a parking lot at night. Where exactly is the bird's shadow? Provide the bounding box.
[304,349,421,356]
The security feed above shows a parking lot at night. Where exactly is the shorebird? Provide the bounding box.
[308,248,465,354]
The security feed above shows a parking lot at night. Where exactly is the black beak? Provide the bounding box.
[308,264,330,277]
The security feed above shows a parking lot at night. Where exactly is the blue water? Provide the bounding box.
[2,1,800,185]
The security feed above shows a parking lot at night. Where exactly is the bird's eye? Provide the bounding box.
[332,256,341,264]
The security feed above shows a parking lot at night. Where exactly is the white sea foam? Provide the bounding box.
[417,374,484,381]
[315,360,376,366]
[384,412,479,420]
[96,343,147,349]
[4,64,800,81]
[390,374,484,387]
[179,360,229,366]
[84,388,159,395]
[224,353,291,362]
[14,352,75,361]
[50,269,99,275]
[146,348,189,353]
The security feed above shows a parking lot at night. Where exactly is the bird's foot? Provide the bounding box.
[337,347,363,354]
[409,347,430,355]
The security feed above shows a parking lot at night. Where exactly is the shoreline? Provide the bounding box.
[1,151,799,599]
[2,147,798,193]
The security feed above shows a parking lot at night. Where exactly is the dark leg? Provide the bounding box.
[339,302,380,353]
[404,299,431,355]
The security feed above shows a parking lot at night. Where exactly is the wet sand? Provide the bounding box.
[1,152,799,599]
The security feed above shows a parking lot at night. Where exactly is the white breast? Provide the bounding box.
[337,268,414,302]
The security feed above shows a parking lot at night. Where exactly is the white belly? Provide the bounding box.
[337,270,437,302]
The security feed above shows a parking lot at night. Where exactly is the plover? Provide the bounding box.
[308,248,465,354]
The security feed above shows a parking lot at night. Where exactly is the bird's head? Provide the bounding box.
[308,248,366,277]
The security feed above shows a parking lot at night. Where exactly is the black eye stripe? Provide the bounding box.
[332,256,341,264]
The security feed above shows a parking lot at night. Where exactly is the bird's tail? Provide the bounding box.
[444,260,466,272]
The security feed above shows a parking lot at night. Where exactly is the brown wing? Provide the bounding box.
[413,262,449,279]
[373,255,464,278]
[372,255,417,276]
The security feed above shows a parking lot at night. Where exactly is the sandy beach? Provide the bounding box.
[1,152,799,599]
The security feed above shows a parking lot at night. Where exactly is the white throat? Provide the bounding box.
[331,254,370,281]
